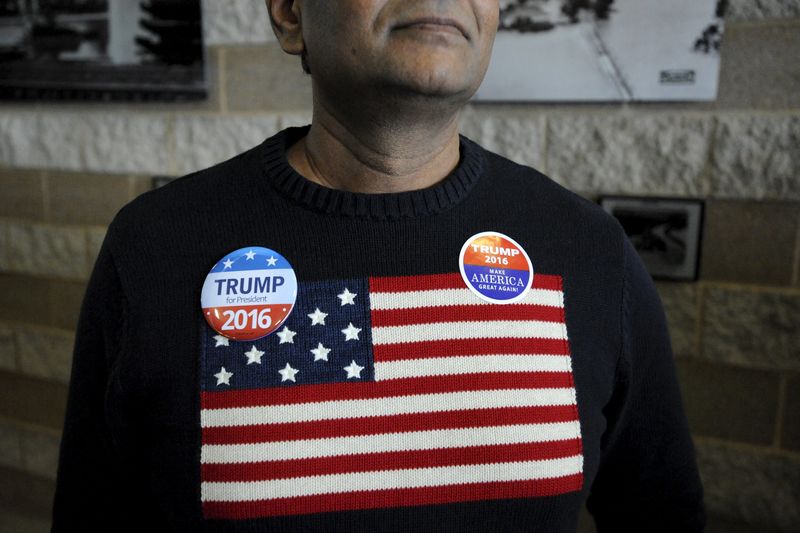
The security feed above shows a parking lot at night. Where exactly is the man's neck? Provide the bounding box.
[286,96,462,194]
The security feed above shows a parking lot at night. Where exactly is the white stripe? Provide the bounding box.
[201,454,584,502]
[371,320,567,345]
[201,420,581,464]
[370,288,563,310]
[201,388,576,428]
[375,355,573,380]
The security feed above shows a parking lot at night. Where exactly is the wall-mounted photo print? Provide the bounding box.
[0,0,206,102]
[599,196,705,281]
[475,0,726,102]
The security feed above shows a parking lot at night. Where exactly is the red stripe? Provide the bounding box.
[373,337,571,361]
[201,404,578,445]
[201,371,575,410]
[202,473,584,519]
[370,303,565,327]
[368,272,562,293]
[201,438,583,482]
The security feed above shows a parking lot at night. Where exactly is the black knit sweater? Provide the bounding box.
[51,124,705,532]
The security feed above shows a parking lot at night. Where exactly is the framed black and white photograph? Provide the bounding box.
[0,0,206,102]
[475,0,726,102]
[599,196,705,281]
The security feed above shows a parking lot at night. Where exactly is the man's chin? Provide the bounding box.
[379,67,478,102]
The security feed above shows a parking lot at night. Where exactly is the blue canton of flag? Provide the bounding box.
[200,278,375,391]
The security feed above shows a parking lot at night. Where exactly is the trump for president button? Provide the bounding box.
[201,246,298,341]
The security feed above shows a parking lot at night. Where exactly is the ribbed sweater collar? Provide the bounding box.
[262,124,485,219]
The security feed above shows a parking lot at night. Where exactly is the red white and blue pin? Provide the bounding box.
[459,231,534,304]
[201,246,297,341]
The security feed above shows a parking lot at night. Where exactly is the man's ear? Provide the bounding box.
[265,0,304,56]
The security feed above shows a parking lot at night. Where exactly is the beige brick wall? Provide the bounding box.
[0,1,798,530]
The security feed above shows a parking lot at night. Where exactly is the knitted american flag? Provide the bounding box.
[199,272,583,520]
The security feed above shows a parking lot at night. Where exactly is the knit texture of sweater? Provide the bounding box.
[51,124,705,532]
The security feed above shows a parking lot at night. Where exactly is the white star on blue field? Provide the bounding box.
[201,278,375,390]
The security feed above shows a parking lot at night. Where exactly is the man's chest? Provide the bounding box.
[119,229,620,524]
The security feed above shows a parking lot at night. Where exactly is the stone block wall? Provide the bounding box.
[0,1,798,531]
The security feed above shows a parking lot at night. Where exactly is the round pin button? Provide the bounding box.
[459,231,534,304]
[201,247,297,341]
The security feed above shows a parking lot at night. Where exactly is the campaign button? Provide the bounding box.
[201,247,297,341]
[459,231,533,304]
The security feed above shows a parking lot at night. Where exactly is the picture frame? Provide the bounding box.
[476,0,726,102]
[599,195,705,281]
[0,0,207,102]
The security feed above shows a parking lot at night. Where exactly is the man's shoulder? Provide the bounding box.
[478,142,621,233]
[108,142,264,237]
